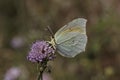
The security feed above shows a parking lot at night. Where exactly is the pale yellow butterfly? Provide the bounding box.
[49,18,87,58]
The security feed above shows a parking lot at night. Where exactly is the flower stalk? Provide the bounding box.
[37,61,47,80]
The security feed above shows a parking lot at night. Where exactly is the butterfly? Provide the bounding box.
[49,18,87,58]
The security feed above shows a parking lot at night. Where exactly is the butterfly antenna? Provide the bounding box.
[47,26,54,38]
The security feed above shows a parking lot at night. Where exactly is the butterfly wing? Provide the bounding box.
[56,34,87,57]
[55,18,87,44]
[54,18,87,57]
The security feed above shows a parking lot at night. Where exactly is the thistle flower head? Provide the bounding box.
[27,41,55,63]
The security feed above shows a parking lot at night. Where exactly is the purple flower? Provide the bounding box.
[4,67,21,80]
[43,73,53,80]
[27,41,55,63]
[10,36,25,49]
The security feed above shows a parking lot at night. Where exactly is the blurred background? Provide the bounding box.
[0,0,120,80]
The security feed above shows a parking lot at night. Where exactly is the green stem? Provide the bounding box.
[37,71,43,80]
[37,61,47,80]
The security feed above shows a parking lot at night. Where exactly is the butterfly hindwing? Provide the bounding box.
[56,34,87,57]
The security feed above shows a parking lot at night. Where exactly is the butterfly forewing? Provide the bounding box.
[54,18,87,44]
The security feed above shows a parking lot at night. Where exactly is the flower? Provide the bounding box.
[10,36,25,49]
[27,41,55,63]
[43,73,53,80]
[4,67,21,80]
